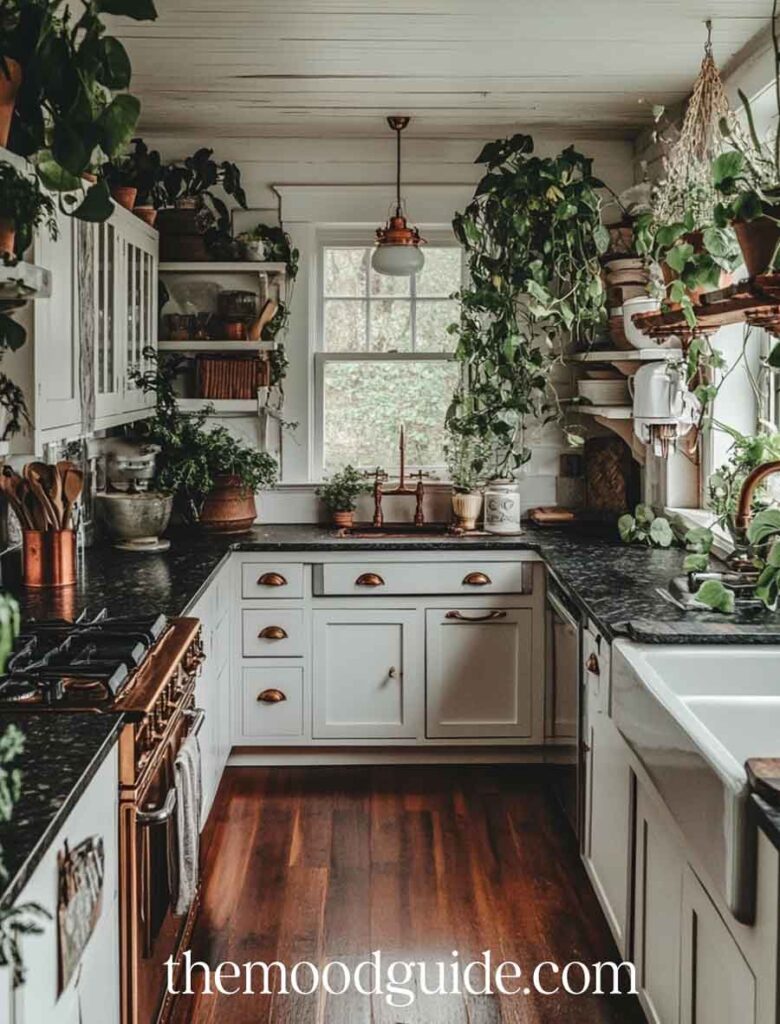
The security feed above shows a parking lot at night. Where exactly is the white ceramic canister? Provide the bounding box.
[483,479,523,535]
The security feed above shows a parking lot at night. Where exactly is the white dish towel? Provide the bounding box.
[174,731,202,916]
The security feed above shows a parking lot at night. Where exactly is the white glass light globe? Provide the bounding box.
[371,244,424,277]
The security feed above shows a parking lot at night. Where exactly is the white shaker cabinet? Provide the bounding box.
[581,628,631,954]
[425,607,535,739]
[679,866,756,1024]
[9,747,119,1024]
[312,608,421,739]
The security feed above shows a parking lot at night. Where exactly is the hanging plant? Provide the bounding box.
[1,0,158,223]
[447,133,608,476]
[633,28,741,330]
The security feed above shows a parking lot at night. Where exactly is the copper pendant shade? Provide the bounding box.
[372,116,425,276]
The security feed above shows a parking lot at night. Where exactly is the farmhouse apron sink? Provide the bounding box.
[612,643,780,923]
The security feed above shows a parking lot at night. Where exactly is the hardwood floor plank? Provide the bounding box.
[174,767,646,1024]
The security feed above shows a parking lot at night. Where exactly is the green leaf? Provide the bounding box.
[67,181,113,223]
[593,223,610,253]
[734,191,763,223]
[635,503,654,526]
[712,151,745,187]
[684,526,714,554]
[97,0,158,19]
[767,539,780,568]
[768,343,780,368]
[747,508,780,546]
[649,517,674,547]
[0,313,26,352]
[665,242,694,274]
[683,553,710,573]
[618,514,636,543]
[96,37,132,90]
[96,94,141,157]
[693,579,735,614]
[34,156,82,193]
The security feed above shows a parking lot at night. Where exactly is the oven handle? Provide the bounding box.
[184,706,206,738]
[137,787,177,826]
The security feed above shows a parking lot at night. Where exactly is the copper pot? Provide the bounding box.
[199,475,256,533]
[0,58,22,148]
[23,530,77,588]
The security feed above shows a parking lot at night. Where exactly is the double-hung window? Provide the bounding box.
[314,241,462,478]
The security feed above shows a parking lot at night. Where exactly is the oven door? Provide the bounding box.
[131,708,203,1024]
[545,582,582,836]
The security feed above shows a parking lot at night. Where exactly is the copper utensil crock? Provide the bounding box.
[23,529,77,588]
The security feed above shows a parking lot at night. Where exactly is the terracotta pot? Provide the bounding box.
[133,205,158,227]
[0,58,21,148]
[331,510,354,529]
[451,490,483,531]
[199,474,256,533]
[111,185,137,211]
[0,217,15,258]
[156,206,209,261]
[82,171,97,184]
[734,210,780,277]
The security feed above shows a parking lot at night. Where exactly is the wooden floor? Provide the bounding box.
[172,766,645,1023]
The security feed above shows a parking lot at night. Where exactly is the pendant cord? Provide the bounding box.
[396,125,402,216]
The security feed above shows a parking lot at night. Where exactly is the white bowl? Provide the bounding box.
[623,295,661,349]
[577,378,630,405]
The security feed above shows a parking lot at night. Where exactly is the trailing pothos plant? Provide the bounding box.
[2,0,158,223]
[447,134,608,477]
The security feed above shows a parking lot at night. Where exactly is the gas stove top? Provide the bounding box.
[0,608,169,707]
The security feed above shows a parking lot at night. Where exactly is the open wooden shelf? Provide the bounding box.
[632,275,780,338]
[577,404,633,420]
[159,340,277,353]
[568,347,680,363]
[159,261,286,275]
[178,398,258,414]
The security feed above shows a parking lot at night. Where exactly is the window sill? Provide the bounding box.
[664,507,733,563]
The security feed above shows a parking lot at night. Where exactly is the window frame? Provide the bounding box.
[313,230,464,481]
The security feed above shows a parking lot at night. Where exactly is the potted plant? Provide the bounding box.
[156,148,247,261]
[444,432,487,531]
[316,465,368,528]
[103,138,165,219]
[236,223,300,277]
[0,159,56,257]
[0,370,29,440]
[448,134,608,479]
[707,424,780,549]
[130,349,278,530]
[1,0,157,225]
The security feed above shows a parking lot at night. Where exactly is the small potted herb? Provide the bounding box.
[0,160,56,257]
[444,432,487,531]
[103,138,164,219]
[316,465,368,528]
[236,223,300,278]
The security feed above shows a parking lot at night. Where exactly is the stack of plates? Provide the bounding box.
[577,378,630,406]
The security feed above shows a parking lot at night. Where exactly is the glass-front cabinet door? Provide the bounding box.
[94,219,121,424]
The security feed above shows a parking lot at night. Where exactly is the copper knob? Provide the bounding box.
[257,689,287,704]
[257,572,287,587]
[258,625,288,640]
[356,572,385,587]
[462,571,491,586]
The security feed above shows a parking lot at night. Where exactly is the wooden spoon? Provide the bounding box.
[39,462,64,529]
[0,470,31,529]
[24,463,58,530]
[62,467,84,530]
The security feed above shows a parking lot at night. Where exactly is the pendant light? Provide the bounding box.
[372,116,425,276]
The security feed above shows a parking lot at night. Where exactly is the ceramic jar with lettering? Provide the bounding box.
[483,479,523,535]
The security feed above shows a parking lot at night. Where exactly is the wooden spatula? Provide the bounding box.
[62,467,84,530]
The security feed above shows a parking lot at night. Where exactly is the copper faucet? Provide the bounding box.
[371,427,426,527]
[735,460,780,536]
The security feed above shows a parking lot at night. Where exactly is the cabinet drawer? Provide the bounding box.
[242,609,305,657]
[241,562,304,599]
[318,561,532,596]
[240,667,304,738]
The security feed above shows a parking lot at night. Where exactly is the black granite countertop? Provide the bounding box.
[5,522,779,644]
[3,520,780,909]
[0,713,122,911]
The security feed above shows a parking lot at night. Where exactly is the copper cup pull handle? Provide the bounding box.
[257,572,287,587]
[445,610,507,622]
[258,625,288,640]
[586,653,600,676]
[257,688,287,704]
[356,572,385,587]
[463,571,492,586]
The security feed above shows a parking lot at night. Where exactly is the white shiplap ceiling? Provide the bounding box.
[119,0,771,139]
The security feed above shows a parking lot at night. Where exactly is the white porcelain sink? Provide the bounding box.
[612,642,780,922]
